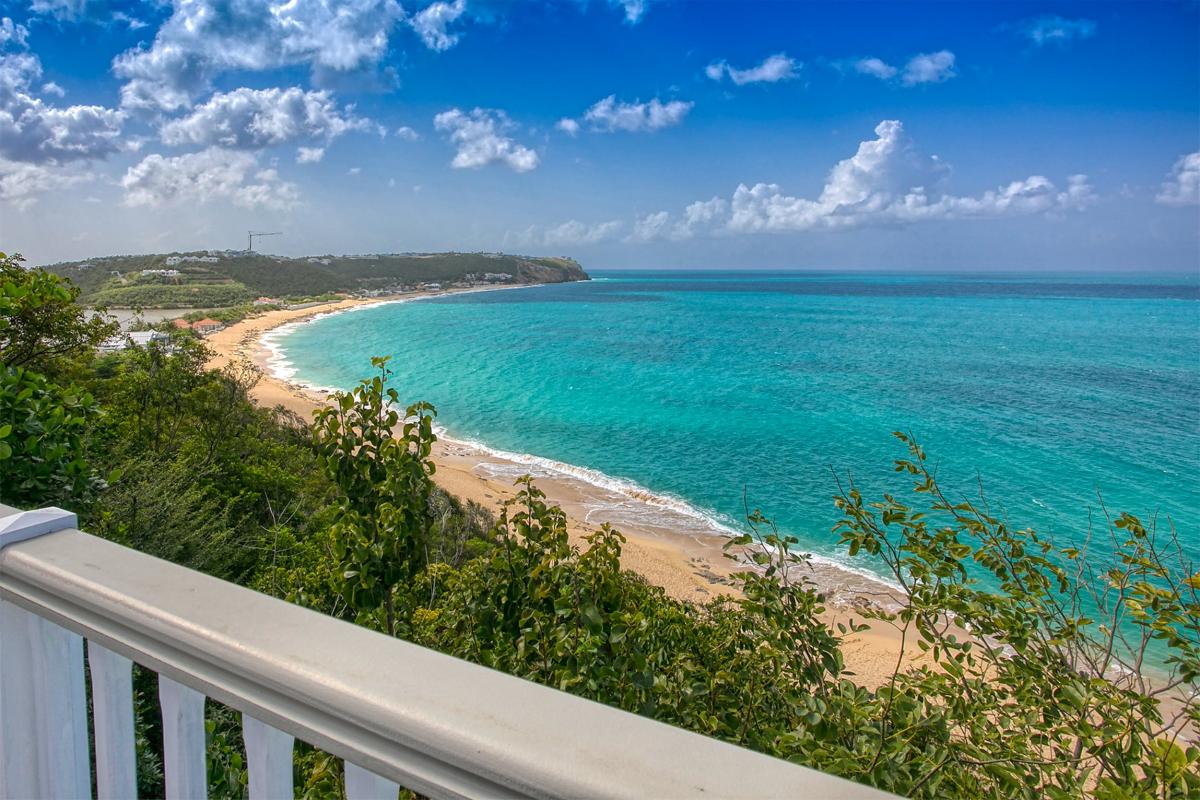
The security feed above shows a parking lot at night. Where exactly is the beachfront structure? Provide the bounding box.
[0,504,891,800]
[191,318,223,335]
[172,318,191,330]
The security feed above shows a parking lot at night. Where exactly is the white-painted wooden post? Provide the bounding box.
[344,761,399,800]
[243,714,293,799]
[89,641,138,799]
[160,675,208,799]
[0,598,40,799]
[0,600,92,799]
[0,506,87,799]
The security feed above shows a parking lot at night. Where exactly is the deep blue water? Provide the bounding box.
[272,270,1200,587]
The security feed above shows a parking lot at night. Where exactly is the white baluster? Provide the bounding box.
[0,599,40,798]
[243,714,293,799]
[89,641,138,800]
[344,760,399,800]
[159,675,207,799]
[0,600,92,799]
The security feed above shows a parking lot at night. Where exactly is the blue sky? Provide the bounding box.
[0,0,1197,270]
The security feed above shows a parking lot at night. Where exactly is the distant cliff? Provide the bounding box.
[44,251,590,308]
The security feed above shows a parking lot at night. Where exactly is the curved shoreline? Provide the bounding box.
[258,287,905,602]
[203,286,931,688]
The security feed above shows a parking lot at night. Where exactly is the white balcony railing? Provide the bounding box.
[0,503,896,799]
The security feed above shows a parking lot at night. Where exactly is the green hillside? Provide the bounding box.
[42,251,589,307]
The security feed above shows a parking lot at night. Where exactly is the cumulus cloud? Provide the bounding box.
[901,50,956,86]
[509,218,623,248]
[706,53,799,85]
[853,57,898,80]
[112,0,405,111]
[296,146,324,163]
[630,197,728,241]
[159,87,375,149]
[121,147,299,209]
[635,120,1093,239]
[433,107,539,172]
[395,125,419,141]
[1019,15,1097,47]
[0,157,91,208]
[28,2,147,29]
[556,117,580,136]
[0,17,28,47]
[544,219,623,245]
[0,19,125,164]
[843,51,955,86]
[29,0,89,19]
[1156,152,1199,206]
[410,0,467,51]
[582,95,693,133]
[609,0,647,24]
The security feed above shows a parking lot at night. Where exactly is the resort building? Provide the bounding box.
[97,330,169,353]
[190,318,223,335]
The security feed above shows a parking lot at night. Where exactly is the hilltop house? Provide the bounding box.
[98,330,169,354]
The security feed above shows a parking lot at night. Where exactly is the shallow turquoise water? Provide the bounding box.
[272,271,1200,584]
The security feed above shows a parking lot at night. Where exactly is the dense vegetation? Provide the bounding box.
[2,252,1197,799]
[43,251,589,307]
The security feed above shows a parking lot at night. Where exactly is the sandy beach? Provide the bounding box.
[203,288,931,688]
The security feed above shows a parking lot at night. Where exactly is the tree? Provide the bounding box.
[0,366,100,506]
[831,432,1200,797]
[0,251,116,375]
[311,357,438,636]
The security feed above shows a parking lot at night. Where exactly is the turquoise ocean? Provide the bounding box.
[267,271,1200,590]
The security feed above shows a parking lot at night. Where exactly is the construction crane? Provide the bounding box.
[247,231,281,252]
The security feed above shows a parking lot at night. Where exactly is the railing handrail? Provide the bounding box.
[0,505,895,799]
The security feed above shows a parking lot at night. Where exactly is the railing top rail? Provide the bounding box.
[0,506,894,799]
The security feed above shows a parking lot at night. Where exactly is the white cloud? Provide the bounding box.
[395,125,419,141]
[0,18,28,47]
[29,0,88,19]
[706,53,799,86]
[121,147,299,209]
[0,157,90,209]
[29,1,148,29]
[1020,15,1097,47]
[901,50,956,86]
[642,120,1093,237]
[556,117,580,136]
[853,57,898,80]
[544,219,622,245]
[433,107,539,172]
[159,87,375,149]
[410,0,467,51]
[610,0,647,24]
[582,95,693,133]
[509,218,623,248]
[1156,152,1199,206]
[41,81,65,97]
[0,24,125,164]
[112,0,405,111]
[630,197,728,241]
[296,146,324,163]
[347,166,361,175]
